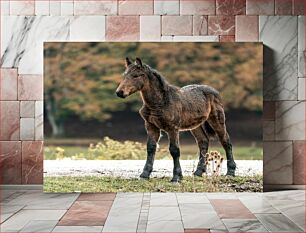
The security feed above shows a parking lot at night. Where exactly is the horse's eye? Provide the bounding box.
[132,74,139,78]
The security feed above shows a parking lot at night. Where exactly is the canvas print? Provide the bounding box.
[43,42,263,192]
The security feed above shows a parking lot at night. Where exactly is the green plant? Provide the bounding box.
[44,146,66,160]
[44,137,263,160]
[71,137,168,160]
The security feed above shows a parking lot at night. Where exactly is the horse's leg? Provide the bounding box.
[190,126,209,177]
[207,109,236,176]
[140,122,160,179]
[167,130,183,182]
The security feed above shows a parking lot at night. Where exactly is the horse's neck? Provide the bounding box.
[140,79,167,109]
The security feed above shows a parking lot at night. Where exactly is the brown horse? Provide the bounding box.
[116,57,236,182]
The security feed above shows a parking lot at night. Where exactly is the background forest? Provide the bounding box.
[44,42,263,160]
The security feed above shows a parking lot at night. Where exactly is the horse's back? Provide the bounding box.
[180,84,220,99]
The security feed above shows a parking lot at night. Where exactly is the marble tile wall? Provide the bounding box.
[298,16,305,79]
[260,16,298,101]
[154,0,179,15]
[208,16,235,35]
[70,16,106,41]
[235,15,258,41]
[0,0,305,187]
[21,141,43,184]
[0,141,22,184]
[259,15,305,186]
[246,0,275,15]
[118,0,153,15]
[106,16,139,41]
[74,1,117,15]
[140,16,160,41]
[263,141,293,185]
[216,0,246,15]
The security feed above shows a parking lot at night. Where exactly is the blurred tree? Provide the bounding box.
[44,42,262,137]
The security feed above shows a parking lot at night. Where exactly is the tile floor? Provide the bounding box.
[0,189,304,232]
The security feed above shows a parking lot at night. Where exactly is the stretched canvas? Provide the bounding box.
[43,42,263,192]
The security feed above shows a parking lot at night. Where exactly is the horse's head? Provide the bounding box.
[116,57,147,98]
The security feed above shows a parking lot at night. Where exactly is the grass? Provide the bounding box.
[44,175,263,193]
[44,144,262,160]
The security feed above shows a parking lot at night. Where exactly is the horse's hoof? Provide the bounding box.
[139,176,149,181]
[170,175,183,183]
[193,169,203,177]
[170,178,180,183]
[226,170,235,177]
[140,171,150,179]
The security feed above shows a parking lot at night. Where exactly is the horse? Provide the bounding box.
[116,57,236,182]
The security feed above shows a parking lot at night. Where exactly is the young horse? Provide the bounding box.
[116,57,236,182]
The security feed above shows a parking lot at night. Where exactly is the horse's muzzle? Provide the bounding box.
[116,90,126,98]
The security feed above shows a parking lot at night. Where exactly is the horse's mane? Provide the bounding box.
[144,64,169,92]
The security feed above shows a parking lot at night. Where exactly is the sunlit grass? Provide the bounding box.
[44,175,263,193]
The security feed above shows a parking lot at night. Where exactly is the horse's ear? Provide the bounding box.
[135,57,143,67]
[125,57,132,68]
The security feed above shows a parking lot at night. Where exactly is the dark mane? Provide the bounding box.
[144,64,169,92]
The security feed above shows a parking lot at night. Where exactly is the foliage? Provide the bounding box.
[45,137,167,160]
[44,175,263,192]
[82,137,167,160]
[86,137,146,160]
[44,146,65,160]
[44,138,263,160]
[44,42,263,135]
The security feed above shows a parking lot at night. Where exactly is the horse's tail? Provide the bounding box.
[202,121,216,138]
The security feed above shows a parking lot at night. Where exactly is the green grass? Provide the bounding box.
[44,144,262,160]
[44,175,263,193]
